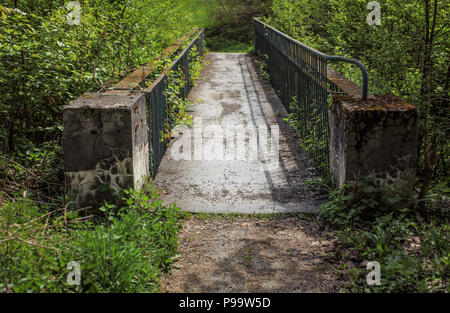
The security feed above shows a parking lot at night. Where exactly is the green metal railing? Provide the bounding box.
[145,29,204,178]
[254,18,368,170]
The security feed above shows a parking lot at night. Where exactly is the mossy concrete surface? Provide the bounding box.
[329,94,418,190]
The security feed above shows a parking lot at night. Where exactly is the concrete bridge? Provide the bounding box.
[155,53,320,213]
[63,24,418,211]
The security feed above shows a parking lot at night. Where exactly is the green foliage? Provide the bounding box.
[182,0,271,52]
[0,139,64,207]
[285,96,329,174]
[0,2,200,292]
[304,176,334,195]
[267,2,449,291]
[319,179,449,292]
[320,178,418,228]
[267,0,450,187]
[0,181,181,293]
[0,199,68,292]
[256,54,271,81]
[161,43,204,142]
[188,45,202,84]
[0,0,191,153]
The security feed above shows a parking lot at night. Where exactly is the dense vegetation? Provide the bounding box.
[266,0,449,194]
[0,0,190,154]
[182,0,271,52]
[318,178,448,292]
[1,181,181,292]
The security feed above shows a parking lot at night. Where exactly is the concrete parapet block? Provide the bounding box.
[63,91,149,209]
[329,94,418,190]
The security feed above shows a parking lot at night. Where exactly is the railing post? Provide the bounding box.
[329,94,418,190]
[63,92,149,209]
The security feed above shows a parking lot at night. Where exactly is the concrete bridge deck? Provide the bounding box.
[155,53,321,213]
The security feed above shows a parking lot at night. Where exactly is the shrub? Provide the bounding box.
[319,178,418,228]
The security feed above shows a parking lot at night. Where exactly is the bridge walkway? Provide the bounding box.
[155,53,321,213]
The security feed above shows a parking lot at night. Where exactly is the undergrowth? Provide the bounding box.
[0,181,181,293]
[319,178,449,292]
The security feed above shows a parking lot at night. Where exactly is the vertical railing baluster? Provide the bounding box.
[254,19,331,171]
[146,30,204,178]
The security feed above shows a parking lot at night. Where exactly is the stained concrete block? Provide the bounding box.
[329,94,418,190]
[63,91,149,209]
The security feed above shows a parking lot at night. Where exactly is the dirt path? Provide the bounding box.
[161,216,342,293]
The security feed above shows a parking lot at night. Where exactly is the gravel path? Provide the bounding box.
[161,216,342,293]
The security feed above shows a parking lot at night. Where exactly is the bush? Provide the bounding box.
[0,0,191,153]
[0,199,68,292]
[267,0,449,191]
[182,0,271,52]
[319,178,418,228]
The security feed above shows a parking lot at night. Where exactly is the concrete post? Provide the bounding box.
[63,91,149,209]
[329,94,418,190]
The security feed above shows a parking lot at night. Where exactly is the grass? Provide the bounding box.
[205,37,254,53]
[181,0,211,29]
[0,27,206,293]
[0,11,207,292]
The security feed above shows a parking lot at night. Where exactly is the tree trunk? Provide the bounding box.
[418,0,439,203]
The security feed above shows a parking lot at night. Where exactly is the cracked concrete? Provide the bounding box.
[155,53,322,213]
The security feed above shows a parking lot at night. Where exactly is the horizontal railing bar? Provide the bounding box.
[145,29,204,93]
[325,56,369,100]
[327,67,374,99]
[254,18,327,58]
[254,18,369,99]
[144,28,204,178]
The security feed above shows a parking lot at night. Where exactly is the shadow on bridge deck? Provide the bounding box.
[155,53,322,213]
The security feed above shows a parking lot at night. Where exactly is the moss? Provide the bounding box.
[335,94,416,111]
